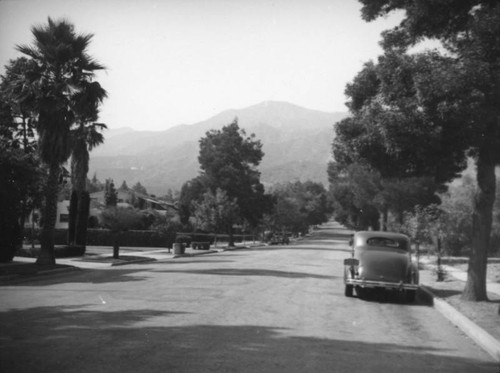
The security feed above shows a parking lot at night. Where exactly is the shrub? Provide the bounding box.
[175,235,192,247]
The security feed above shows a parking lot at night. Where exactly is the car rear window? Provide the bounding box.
[366,237,405,250]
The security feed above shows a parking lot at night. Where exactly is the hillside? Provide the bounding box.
[89,101,347,195]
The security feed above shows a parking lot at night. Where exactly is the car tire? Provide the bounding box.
[406,290,416,303]
[345,285,353,297]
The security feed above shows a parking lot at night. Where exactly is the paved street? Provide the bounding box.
[0,223,497,372]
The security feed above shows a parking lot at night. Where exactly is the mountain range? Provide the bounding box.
[89,101,348,195]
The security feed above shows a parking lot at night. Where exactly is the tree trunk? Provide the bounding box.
[71,143,90,249]
[228,226,235,247]
[37,163,59,266]
[68,190,78,245]
[382,208,388,232]
[75,191,90,247]
[462,146,496,301]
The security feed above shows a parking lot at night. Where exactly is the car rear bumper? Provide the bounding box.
[345,278,419,291]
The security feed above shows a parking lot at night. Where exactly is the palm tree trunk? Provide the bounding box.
[70,142,90,249]
[75,191,90,246]
[68,190,78,245]
[462,143,496,301]
[37,163,59,265]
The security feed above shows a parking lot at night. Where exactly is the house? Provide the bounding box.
[24,190,177,231]
[89,190,177,212]
[24,200,71,230]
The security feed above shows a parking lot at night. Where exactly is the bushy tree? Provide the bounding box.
[100,207,150,231]
[197,119,273,244]
[356,0,500,301]
[328,163,381,230]
[150,208,182,236]
[191,188,240,236]
[1,57,41,236]
[0,143,43,261]
[267,181,331,235]
[178,176,208,227]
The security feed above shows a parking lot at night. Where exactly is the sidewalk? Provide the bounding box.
[0,242,257,282]
[419,259,500,362]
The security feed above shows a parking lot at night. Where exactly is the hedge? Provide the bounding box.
[24,228,176,248]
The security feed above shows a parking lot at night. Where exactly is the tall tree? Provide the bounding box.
[16,18,105,265]
[68,80,107,247]
[0,142,43,262]
[359,0,500,301]
[178,176,209,227]
[105,179,118,207]
[131,181,148,195]
[1,58,40,236]
[267,181,331,235]
[198,119,272,245]
[191,188,241,234]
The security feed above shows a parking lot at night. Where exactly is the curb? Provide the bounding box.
[172,249,218,259]
[420,285,500,362]
[110,257,156,266]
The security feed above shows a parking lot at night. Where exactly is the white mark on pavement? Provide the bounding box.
[99,296,106,304]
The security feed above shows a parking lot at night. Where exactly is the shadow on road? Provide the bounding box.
[255,244,351,253]
[1,268,151,287]
[0,306,495,373]
[153,268,336,280]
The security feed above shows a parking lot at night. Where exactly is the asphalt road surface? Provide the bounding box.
[1,222,497,372]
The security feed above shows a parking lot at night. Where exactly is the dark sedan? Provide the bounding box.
[344,231,419,302]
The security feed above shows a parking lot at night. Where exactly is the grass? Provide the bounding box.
[421,258,500,344]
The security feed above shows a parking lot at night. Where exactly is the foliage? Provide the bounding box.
[198,119,273,230]
[69,119,107,247]
[357,0,500,300]
[178,176,209,226]
[87,173,104,193]
[119,180,129,191]
[131,181,148,195]
[0,57,38,153]
[100,207,152,232]
[328,163,382,230]
[104,178,117,207]
[266,181,331,235]
[149,208,183,236]
[0,143,43,261]
[191,188,241,233]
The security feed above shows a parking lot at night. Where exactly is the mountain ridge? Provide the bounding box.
[89,101,347,195]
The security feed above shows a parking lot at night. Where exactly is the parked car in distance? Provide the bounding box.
[344,231,419,302]
[269,233,290,245]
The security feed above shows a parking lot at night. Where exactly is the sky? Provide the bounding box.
[0,0,403,131]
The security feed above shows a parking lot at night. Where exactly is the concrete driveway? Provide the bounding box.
[0,222,497,372]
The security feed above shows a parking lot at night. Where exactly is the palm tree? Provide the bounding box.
[69,87,107,247]
[17,18,105,265]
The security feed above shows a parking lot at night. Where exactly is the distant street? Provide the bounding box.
[0,222,496,372]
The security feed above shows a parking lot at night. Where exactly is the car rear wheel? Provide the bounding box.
[345,284,353,297]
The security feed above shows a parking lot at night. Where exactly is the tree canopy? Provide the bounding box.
[198,119,272,230]
[337,0,500,301]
